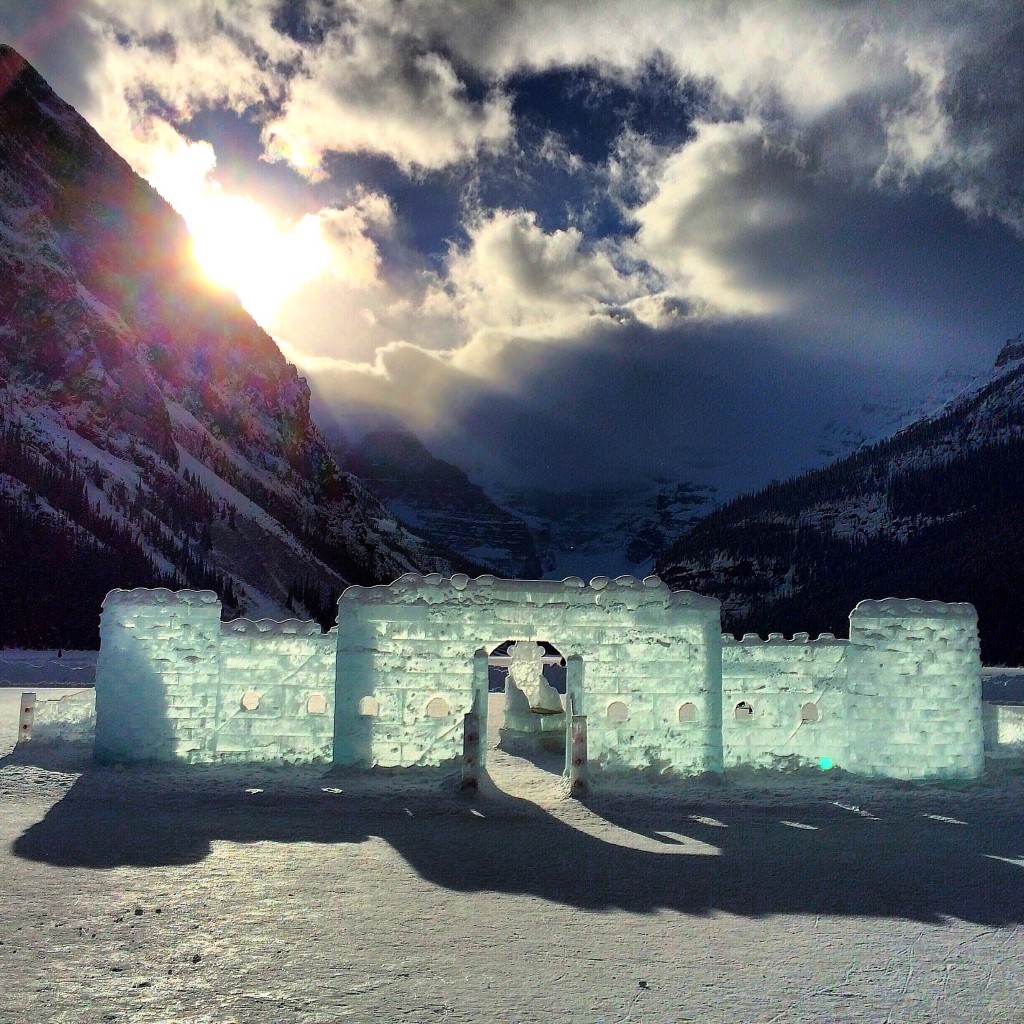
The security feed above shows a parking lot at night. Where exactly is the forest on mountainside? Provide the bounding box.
[659,434,1024,664]
[0,419,236,647]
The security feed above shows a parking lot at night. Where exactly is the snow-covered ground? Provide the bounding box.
[2,662,1024,1022]
[0,649,96,688]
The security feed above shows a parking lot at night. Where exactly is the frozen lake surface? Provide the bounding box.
[2,659,1024,1022]
[0,649,96,688]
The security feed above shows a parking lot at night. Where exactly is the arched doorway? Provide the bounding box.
[486,639,568,781]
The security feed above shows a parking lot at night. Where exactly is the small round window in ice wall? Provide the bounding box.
[306,693,328,715]
[426,697,450,718]
[607,701,629,723]
[800,702,820,723]
[358,696,380,717]
[734,701,753,720]
[240,691,261,711]
[678,702,697,724]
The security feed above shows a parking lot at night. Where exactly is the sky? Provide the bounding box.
[2,0,1024,496]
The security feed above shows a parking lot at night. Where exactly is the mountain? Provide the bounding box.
[656,334,1024,664]
[0,45,468,647]
[493,479,715,581]
[335,420,716,582]
[498,356,1010,581]
[811,360,1012,462]
[340,428,541,578]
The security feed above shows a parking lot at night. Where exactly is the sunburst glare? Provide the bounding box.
[148,141,330,328]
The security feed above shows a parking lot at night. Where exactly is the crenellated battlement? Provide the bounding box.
[340,572,715,611]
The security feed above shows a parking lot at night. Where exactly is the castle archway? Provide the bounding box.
[484,639,570,788]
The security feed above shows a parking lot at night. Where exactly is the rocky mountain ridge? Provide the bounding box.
[340,429,542,578]
[0,45,468,646]
[491,479,715,580]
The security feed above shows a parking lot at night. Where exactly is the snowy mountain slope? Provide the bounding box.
[491,479,715,581]
[340,428,541,578]
[0,45,468,646]
[335,422,716,581]
[811,353,1016,462]
[512,353,1017,581]
[656,335,1024,663]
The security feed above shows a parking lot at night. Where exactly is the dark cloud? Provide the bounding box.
[943,14,1024,230]
[309,315,936,495]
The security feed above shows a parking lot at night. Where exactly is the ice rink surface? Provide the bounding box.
[2,662,1024,1023]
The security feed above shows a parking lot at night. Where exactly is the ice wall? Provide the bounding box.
[216,618,335,762]
[95,589,221,762]
[92,583,988,782]
[847,600,984,780]
[720,601,984,780]
[32,688,96,745]
[94,589,334,764]
[722,633,850,769]
[334,573,722,774]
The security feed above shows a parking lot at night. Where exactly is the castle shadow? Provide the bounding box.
[8,747,1024,927]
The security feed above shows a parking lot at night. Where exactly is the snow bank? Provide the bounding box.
[983,703,1024,758]
[0,649,96,687]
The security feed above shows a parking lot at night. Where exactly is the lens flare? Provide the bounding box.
[148,141,330,329]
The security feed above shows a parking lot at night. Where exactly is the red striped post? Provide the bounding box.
[18,692,36,744]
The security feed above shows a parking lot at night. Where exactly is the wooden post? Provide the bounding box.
[568,709,587,798]
[17,692,36,744]
[461,705,481,792]
[462,650,489,792]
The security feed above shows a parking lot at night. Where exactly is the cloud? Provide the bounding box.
[4,0,1024,500]
[413,0,906,116]
[261,22,513,176]
[935,14,1024,232]
[2,0,512,181]
[440,209,650,347]
[300,339,481,440]
[315,190,396,286]
[272,254,460,368]
[629,112,1024,361]
[44,1,295,179]
[632,119,799,318]
[405,1,1024,234]
[304,309,939,493]
[5,1,1022,230]
[277,205,656,386]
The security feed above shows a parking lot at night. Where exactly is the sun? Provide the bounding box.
[187,194,330,326]
[148,142,330,329]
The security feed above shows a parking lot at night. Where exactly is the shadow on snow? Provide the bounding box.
[5,742,1024,927]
